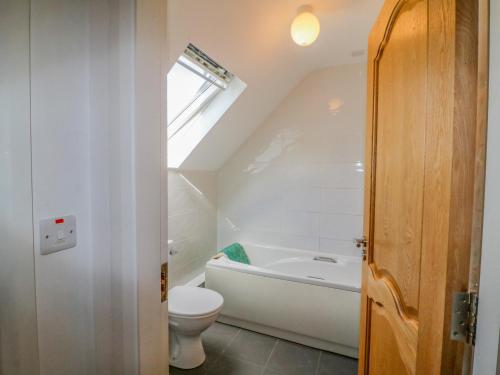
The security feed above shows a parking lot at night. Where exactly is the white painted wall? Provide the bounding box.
[30,1,95,373]
[218,64,366,257]
[168,170,218,287]
[1,1,165,373]
[0,1,39,373]
[473,3,500,374]
[27,1,141,374]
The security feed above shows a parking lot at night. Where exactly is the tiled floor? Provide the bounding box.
[170,322,357,375]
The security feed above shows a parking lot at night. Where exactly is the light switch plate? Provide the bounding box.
[40,215,77,255]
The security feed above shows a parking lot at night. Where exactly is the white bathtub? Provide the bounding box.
[205,243,361,358]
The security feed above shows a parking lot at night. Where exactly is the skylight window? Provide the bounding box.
[167,44,246,168]
[167,44,233,139]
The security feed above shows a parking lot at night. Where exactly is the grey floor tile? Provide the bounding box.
[169,326,358,375]
[169,324,237,375]
[223,329,277,365]
[206,355,264,375]
[202,322,240,358]
[317,351,358,375]
[169,348,222,375]
[266,340,320,375]
[262,369,285,375]
[169,364,207,375]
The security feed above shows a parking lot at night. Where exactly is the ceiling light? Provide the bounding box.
[290,5,320,47]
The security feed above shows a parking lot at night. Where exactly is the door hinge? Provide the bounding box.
[161,262,168,303]
[354,236,368,260]
[451,291,478,345]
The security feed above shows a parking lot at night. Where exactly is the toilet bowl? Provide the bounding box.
[168,286,224,369]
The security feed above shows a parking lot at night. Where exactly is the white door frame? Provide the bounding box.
[473,1,500,373]
[134,0,168,373]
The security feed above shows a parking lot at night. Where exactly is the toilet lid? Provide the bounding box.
[168,286,224,317]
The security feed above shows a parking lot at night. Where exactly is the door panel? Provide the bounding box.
[359,0,482,374]
[373,0,427,317]
[363,1,427,371]
[365,267,418,373]
[369,302,409,374]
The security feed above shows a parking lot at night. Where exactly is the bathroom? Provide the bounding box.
[166,1,379,373]
[2,0,497,374]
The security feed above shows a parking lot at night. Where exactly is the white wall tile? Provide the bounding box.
[319,214,363,241]
[217,64,366,258]
[321,188,364,215]
[284,163,324,188]
[280,234,319,252]
[282,212,320,237]
[321,163,364,189]
[240,230,283,247]
[322,131,364,163]
[284,187,321,212]
[168,170,217,287]
[319,238,360,257]
[217,227,241,248]
[168,211,199,242]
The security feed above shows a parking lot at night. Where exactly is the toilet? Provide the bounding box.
[168,286,224,369]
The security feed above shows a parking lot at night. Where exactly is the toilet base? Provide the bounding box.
[169,330,206,369]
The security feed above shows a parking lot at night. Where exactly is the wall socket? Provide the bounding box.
[40,215,77,255]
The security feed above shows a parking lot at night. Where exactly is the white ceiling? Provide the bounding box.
[167,0,384,171]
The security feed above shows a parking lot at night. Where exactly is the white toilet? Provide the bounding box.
[168,286,224,369]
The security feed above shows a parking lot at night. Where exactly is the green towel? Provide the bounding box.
[219,243,250,264]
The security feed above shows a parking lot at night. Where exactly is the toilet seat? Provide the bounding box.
[168,286,223,317]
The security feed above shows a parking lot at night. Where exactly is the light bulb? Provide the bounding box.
[290,6,320,47]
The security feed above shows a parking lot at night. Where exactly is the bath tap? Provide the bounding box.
[169,248,178,256]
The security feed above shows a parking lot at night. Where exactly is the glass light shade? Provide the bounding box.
[290,11,320,46]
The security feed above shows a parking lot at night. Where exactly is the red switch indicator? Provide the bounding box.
[55,218,64,224]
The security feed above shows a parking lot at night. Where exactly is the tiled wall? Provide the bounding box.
[217,64,366,257]
[168,169,217,286]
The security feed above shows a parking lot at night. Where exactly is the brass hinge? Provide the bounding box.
[450,292,478,345]
[161,262,168,303]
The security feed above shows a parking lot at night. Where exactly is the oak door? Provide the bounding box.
[358,0,485,374]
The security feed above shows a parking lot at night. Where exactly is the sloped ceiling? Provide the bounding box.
[168,0,383,171]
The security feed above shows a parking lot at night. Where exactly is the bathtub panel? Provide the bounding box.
[206,266,360,358]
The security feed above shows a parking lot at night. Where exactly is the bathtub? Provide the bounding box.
[205,243,361,358]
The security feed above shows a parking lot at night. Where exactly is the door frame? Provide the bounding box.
[135,0,169,373]
[473,0,500,373]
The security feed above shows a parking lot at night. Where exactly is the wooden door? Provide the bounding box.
[358,0,485,374]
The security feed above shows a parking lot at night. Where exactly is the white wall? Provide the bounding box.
[0,1,39,374]
[1,1,165,373]
[473,2,500,373]
[218,63,366,257]
[28,1,140,374]
[30,1,95,373]
[168,170,218,286]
